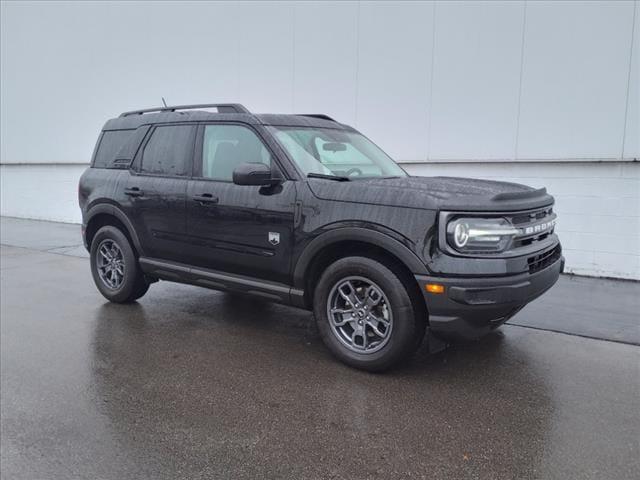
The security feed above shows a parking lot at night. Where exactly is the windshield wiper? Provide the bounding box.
[307,173,350,182]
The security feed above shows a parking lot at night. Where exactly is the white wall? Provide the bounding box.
[1,1,638,279]
[405,162,640,280]
[0,164,86,224]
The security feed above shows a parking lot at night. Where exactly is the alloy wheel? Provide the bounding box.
[96,239,125,290]
[326,276,393,354]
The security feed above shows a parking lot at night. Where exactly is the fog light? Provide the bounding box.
[426,284,444,294]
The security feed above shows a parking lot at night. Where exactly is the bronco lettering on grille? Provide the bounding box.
[520,218,556,236]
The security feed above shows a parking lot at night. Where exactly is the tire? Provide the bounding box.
[313,256,426,372]
[90,225,150,303]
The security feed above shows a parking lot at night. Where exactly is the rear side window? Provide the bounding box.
[141,125,195,177]
[93,130,134,168]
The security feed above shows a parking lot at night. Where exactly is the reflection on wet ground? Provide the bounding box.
[1,245,639,479]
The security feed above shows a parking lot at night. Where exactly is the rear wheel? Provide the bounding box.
[90,226,149,303]
[313,256,426,372]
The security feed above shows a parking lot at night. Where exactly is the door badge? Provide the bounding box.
[268,232,280,246]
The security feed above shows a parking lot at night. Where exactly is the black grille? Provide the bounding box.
[528,245,562,274]
[511,207,553,225]
[510,206,556,249]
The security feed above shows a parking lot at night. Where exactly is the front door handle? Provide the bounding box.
[193,193,219,205]
[124,187,144,197]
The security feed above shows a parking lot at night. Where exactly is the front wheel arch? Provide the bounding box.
[298,238,428,328]
[293,227,428,289]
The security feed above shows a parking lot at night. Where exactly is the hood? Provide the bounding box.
[307,176,554,212]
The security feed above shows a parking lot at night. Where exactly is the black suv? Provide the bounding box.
[79,103,563,371]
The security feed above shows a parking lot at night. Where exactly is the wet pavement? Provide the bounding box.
[1,217,639,479]
[2,216,638,345]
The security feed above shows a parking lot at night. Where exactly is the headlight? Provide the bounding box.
[453,222,469,248]
[446,217,519,253]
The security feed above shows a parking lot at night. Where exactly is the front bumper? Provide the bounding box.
[415,256,564,340]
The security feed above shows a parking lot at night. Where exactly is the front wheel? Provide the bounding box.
[313,256,426,372]
[90,226,150,303]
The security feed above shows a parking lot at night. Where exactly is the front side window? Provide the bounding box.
[268,126,406,179]
[141,125,195,176]
[201,125,272,181]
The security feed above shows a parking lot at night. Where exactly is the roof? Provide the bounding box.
[102,104,354,131]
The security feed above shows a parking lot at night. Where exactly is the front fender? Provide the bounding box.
[292,226,429,289]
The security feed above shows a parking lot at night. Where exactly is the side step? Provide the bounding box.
[138,257,305,307]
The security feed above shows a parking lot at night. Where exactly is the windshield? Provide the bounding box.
[268,126,407,179]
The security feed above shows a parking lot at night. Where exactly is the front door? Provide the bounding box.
[185,123,296,285]
[125,124,196,262]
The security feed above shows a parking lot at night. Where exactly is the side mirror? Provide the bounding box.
[232,162,280,186]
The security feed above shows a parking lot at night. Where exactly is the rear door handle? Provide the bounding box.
[124,187,144,197]
[193,193,219,205]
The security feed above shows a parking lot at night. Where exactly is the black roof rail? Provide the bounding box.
[119,103,250,117]
[298,114,336,122]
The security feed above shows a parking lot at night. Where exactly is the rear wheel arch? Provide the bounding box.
[85,205,143,256]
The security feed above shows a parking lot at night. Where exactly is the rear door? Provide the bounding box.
[184,123,296,285]
[125,124,196,262]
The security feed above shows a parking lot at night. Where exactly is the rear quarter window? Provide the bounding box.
[92,129,135,168]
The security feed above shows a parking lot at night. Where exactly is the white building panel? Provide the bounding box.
[517,1,634,159]
[429,0,524,160]
[623,2,639,159]
[517,0,635,159]
[293,1,359,123]
[0,1,104,163]
[237,2,295,113]
[356,1,434,161]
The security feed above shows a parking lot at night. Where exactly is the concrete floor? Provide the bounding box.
[1,217,639,479]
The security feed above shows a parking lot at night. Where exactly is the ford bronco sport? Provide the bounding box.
[79,103,563,371]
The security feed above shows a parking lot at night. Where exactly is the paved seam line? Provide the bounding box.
[1,243,87,258]
[507,322,639,347]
